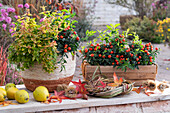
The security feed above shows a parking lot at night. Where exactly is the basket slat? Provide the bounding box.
[81,61,157,86]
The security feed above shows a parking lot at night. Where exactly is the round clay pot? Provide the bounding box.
[21,53,76,92]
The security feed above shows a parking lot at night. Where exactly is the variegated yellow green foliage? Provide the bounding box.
[8,9,70,73]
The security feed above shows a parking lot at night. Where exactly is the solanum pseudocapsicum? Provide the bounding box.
[80,24,160,72]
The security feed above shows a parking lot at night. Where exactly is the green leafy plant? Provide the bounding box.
[8,6,80,73]
[80,24,160,71]
[124,16,162,43]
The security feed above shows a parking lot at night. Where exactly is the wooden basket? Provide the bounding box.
[81,61,158,86]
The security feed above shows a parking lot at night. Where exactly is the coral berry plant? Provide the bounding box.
[81,24,159,71]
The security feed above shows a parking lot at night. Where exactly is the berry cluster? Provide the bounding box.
[81,25,159,71]
[55,26,80,56]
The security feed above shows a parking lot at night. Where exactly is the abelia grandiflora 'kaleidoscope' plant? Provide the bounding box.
[8,5,80,73]
[81,24,159,71]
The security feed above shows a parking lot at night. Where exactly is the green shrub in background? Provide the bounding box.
[124,16,162,43]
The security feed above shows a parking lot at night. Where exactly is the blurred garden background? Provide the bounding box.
[0,0,170,86]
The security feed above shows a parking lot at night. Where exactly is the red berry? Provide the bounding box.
[110,51,114,54]
[147,52,149,55]
[115,39,117,41]
[112,62,114,65]
[110,45,113,48]
[89,48,92,51]
[132,45,134,48]
[64,28,67,31]
[151,48,153,51]
[116,55,119,58]
[99,54,102,57]
[85,48,88,53]
[64,44,68,48]
[103,44,106,46]
[91,44,94,46]
[67,26,70,29]
[102,55,105,58]
[141,48,144,50]
[116,62,119,65]
[68,47,71,50]
[144,50,148,53]
[131,54,133,57]
[139,56,141,59]
[64,49,67,52]
[126,50,129,52]
[73,31,76,34]
[149,56,152,59]
[150,59,152,62]
[138,62,140,64]
[96,43,100,46]
[115,59,118,62]
[76,37,80,41]
[146,43,149,47]
[119,35,122,37]
[147,47,149,50]
[60,35,63,39]
[109,42,112,45]
[108,55,111,58]
[122,39,125,42]
[136,58,139,61]
[91,54,94,57]
[105,48,107,50]
[120,41,122,43]
[94,48,97,51]
[155,47,158,50]
[120,55,124,58]
[98,46,101,49]
[149,42,151,45]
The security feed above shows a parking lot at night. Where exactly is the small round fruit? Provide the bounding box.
[15,90,29,104]
[0,87,7,97]
[5,83,16,91]
[7,87,18,100]
[84,48,88,53]
[33,86,49,102]
[91,54,94,57]
[76,37,79,41]
[68,47,71,50]
[64,49,67,53]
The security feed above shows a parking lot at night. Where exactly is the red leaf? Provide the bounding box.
[97,80,106,88]
[71,79,88,94]
[113,72,118,83]
[144,92,155,96]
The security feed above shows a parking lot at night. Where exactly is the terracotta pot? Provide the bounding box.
[21,53,76,92]
[81,61,158,86]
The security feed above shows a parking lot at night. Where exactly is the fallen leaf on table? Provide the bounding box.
[71,79,88,100]
[0,101,18,107]
[132,85,144,94]
[144,92,155,96]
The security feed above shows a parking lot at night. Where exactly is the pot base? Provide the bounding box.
[22,75,74,92]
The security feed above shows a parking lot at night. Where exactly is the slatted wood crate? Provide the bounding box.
[81,61,158,86]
